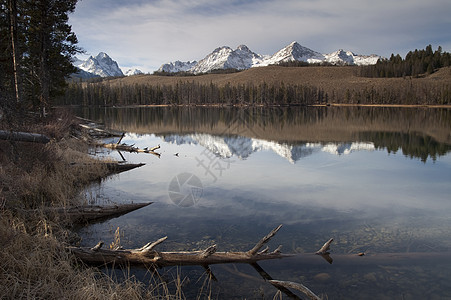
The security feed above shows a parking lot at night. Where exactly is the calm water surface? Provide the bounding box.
[76,106,451,299]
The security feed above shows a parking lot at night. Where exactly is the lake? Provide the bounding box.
[75,106,451,299]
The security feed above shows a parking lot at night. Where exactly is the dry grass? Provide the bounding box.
[0,110,153,299]
[0,214,153,300]
[106,65,451,93]
[0,110,110,210]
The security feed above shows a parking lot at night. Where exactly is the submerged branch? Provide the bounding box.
[269,280,321,300]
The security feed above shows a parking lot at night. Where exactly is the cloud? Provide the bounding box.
[69,0,451,72]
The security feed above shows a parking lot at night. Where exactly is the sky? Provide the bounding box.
[69,0,451,73]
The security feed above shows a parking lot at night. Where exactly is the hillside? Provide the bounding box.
[100,65,451,104]
[105,65,451,87]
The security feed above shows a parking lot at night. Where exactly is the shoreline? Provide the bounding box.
[60,103,451,109]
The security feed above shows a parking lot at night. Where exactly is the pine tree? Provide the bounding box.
[0,0,80,117]
[21,0,80,115]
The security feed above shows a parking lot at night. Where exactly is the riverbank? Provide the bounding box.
[122,103,451,109]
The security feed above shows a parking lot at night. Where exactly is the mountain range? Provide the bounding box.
[72,42,382,78]
[72,52,143,78]
[158,41,382,74]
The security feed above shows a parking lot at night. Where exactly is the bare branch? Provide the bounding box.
[149,145,160,151]
[90,241,103,252]
[269,280,321,300]
[258,246,269,254]
[140,236,168,253]
[200,244,217,258]
[247,224,283,256]
[270,245,283,255]
[315,238,333,255]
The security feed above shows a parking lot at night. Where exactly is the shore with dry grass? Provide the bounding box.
[0,110,158,299]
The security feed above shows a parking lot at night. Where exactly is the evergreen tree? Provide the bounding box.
[0,0,80,117]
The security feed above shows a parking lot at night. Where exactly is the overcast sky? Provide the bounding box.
[69,0,451,73]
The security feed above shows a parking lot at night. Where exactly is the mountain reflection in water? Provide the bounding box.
[163,133,375,163]
[78,106,451,162]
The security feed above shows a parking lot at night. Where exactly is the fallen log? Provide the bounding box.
[77,122,123,138]
[100,143,161,158]
[69,224,291,268]
[103,162,146,174]
[69,161,145,177]
[0,130,50,144]
[39,202,152,224]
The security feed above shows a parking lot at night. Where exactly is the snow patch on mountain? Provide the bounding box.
[324,49,380,66]
[73,52,124,77]
[158,60,198,73]
[124,68,143,76]
[158,41,383,74]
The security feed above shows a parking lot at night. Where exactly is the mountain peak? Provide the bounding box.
[236,44,250,51]
[73,52,124,77]
[96,52,109,59]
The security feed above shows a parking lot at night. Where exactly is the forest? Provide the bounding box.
[59,71,450,107]
[359,45,451,78]
[0,0,79,118]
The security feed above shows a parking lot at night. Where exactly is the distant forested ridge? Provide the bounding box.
[359,45,451,78]
[59,77,450,106]
[60,81,327,106]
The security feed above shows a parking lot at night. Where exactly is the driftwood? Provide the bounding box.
[69,162,145,178]
[103,162,146,174]
[315,238,334,264]
[0,130,50,144]
[315,238,333,255]
[33,202,152,224]
[69,224,290,268]
[77,122,122,138]
[101,142,161,157]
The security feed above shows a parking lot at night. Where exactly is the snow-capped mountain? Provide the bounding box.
[163,133,375,163]
[189,45,264,74]
[158,60,198,73]
[124,68,143,76]
[158,42,382,74]
[73,52,124,77]
[324,49,380,66]
[258,42,324,66]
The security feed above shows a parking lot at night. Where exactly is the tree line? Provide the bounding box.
[359,45,451,78]
[0,0,79,118]
[59,81,328,106]
[59,77,450,107]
